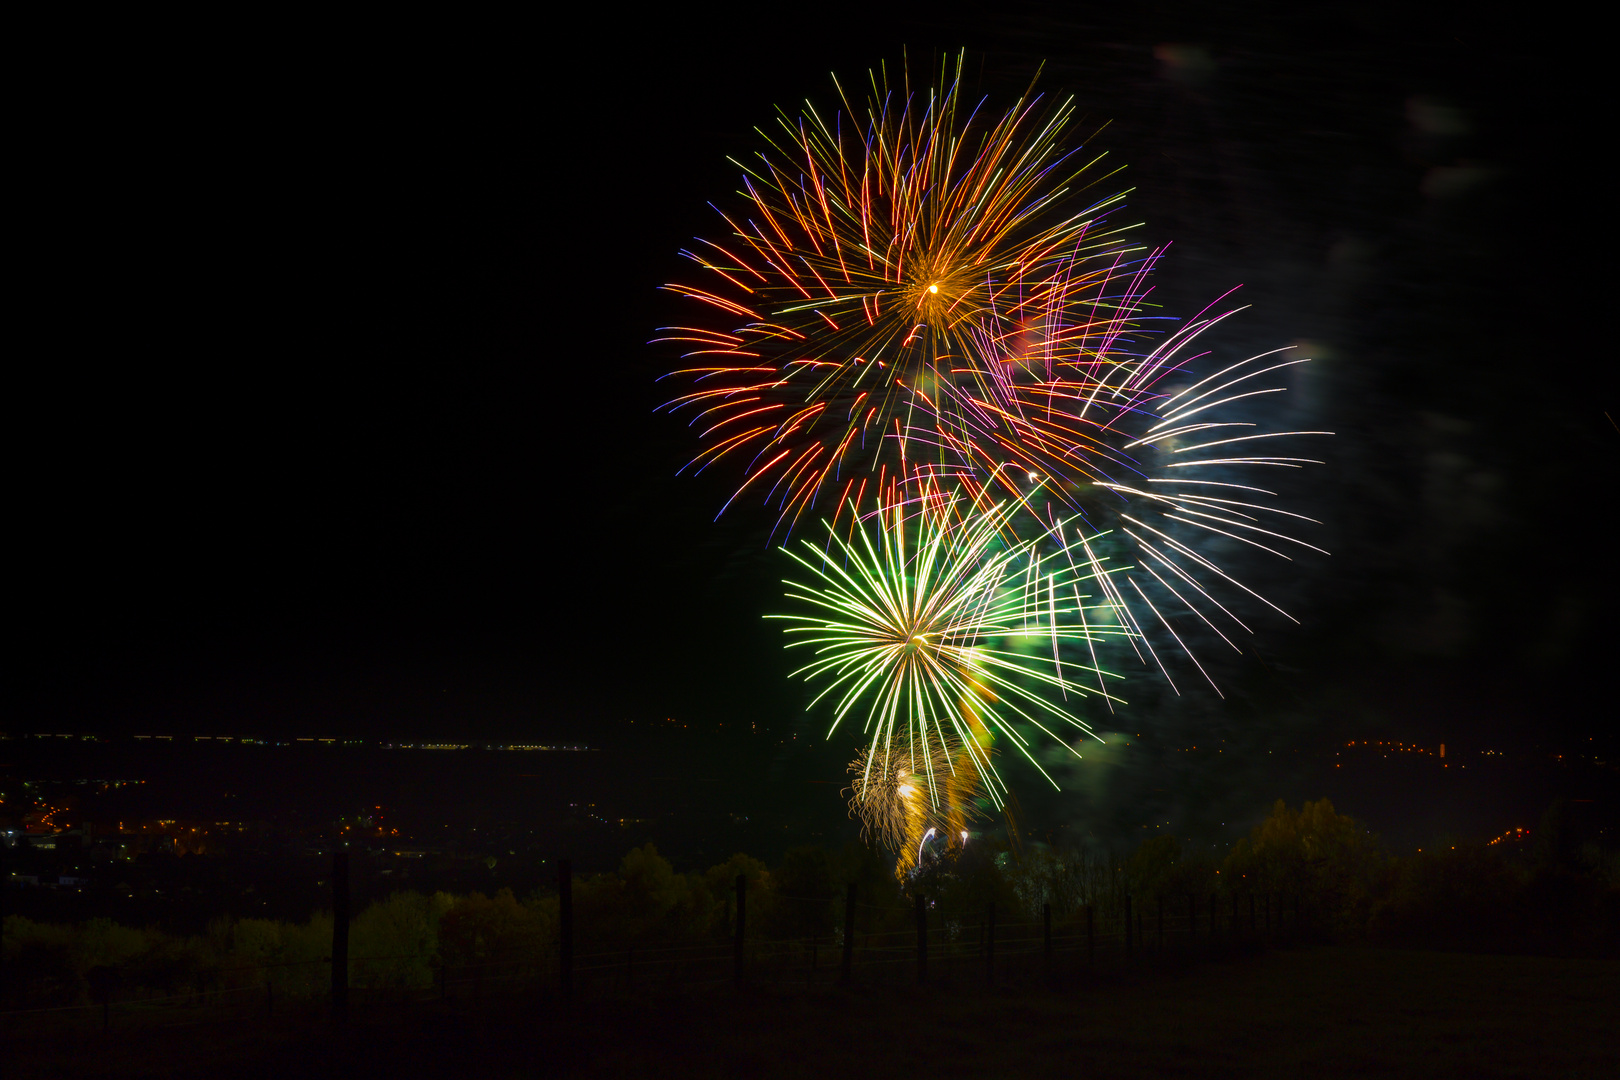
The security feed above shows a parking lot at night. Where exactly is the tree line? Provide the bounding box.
[4,797,1614,1007]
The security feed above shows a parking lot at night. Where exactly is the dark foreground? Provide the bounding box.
[6,947,1616,1079]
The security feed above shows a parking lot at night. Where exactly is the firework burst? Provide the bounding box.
[657,50,1145,533]
[845,734,986,872]
[771,483,1133,800]
[926,304,1333,696]
[664,54,1331,817]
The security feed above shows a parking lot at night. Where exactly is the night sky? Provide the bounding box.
[13,4,1613,848]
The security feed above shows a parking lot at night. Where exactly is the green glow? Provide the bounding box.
[769,489,1131,804]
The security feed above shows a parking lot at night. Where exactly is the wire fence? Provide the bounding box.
[1,876,1313,1035]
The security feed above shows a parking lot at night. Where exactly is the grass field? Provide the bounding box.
[6,947,1616,1078]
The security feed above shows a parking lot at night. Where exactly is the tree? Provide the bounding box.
[437,888,543,969]
[349,890,438,991]
[701,853,770,941]
[1224,799,1380,933]
[765,846,835,940]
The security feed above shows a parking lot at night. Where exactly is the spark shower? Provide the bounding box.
[657,52,1328,863]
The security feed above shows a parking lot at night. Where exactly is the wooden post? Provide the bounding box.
[1189,893,1196,942]
[1042,902,1052,976]
[1158,895,1164,953]
[1086,905,1094,966]
[84,962,119,1026]
[1124,893,1133,957]
[1250,893,1257,936]
[331,851,349,1023]
[985,901,996,987]
[266,977,273,1015]
[734,873,747,987]
[915,893,928,984]
[558,859,573,999]
[841,883,857,984]
[1232,892,1239,936]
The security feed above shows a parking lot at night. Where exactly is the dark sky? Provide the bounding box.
[12,4,1613,840]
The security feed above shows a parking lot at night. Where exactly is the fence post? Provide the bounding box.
[1189,893,1197,943]
[558,859,573,999]
[1249,893,1256,937]
[915,894,928,984]
[1042,902,1052,977]
[1158,895,1164,953]
[734,873,747,988]
[87,964,118,1030]
[1086,905,1094,966]
[985,902,996,987]
[331,851,349,1023]
[841,883,856,984]
[1124,893,1133,957]
[266,977,273,1015]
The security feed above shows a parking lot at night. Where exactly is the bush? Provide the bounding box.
[437,888,545,969]
[2,915,79,1006]
[1368,845,1524,950]
[350,890,438,990]
[764,846,836,941]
